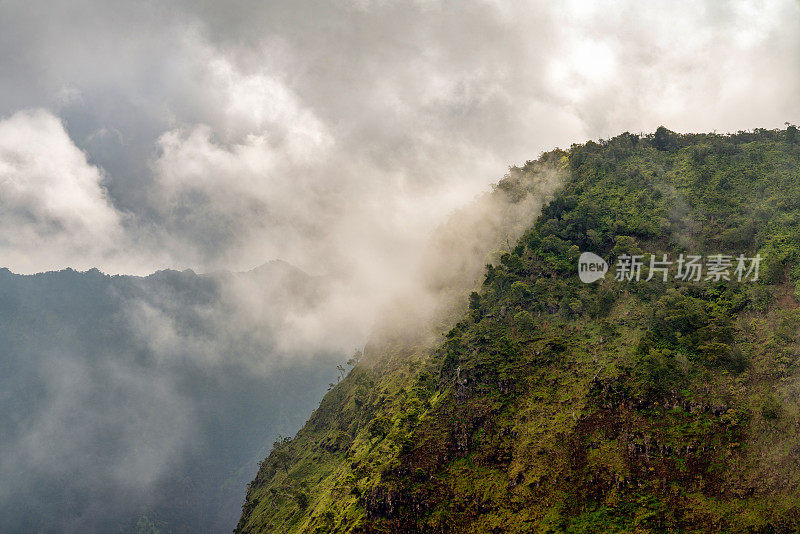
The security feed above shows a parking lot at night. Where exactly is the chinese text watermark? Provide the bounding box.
[578,252,761,284]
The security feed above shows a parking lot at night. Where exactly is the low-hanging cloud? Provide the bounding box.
[0,264,345,533]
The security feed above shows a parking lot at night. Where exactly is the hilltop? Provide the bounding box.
[237,126,800,533]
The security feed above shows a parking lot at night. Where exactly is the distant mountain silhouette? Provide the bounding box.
[0,262,340,533]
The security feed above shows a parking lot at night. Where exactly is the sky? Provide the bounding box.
[0,0,798,281]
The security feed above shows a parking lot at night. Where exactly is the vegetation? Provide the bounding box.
[237,126,800,533]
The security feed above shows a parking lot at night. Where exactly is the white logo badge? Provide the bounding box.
[578,252,608,283]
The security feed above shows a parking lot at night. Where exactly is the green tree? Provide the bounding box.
[787,124,798,144]
[653,125,674,151]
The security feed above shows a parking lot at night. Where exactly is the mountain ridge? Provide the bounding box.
[0,258,307,279]
[0,256,338,533]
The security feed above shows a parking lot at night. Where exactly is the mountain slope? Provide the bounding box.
[237,126,800,533]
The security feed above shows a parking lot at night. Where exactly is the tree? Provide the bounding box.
[347,349,363,367]
[653,125,674,151]
[270,436,293,472]
[294,491,310,510]
[787,124,798,144]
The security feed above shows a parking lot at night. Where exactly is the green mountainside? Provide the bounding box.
[236,126,800,533]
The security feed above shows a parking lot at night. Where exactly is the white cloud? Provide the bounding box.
[0,109,127,273]
[2,0,799,277]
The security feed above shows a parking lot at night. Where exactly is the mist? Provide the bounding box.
[1,0,799,532]
[0,264,344,532]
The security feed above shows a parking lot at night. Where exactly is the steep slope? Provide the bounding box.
[237,126,800,533]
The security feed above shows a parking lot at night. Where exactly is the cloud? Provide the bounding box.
[0,265,344,532]
[0,109,128,273]
[1,0,798,279]
[2,352,192,490]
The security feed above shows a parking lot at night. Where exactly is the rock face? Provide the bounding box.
[237,127,800,534]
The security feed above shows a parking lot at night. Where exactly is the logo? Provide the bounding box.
[576,251,762,284]
[578,252,608,283]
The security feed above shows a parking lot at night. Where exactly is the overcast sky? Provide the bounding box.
[0,0,798,279]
